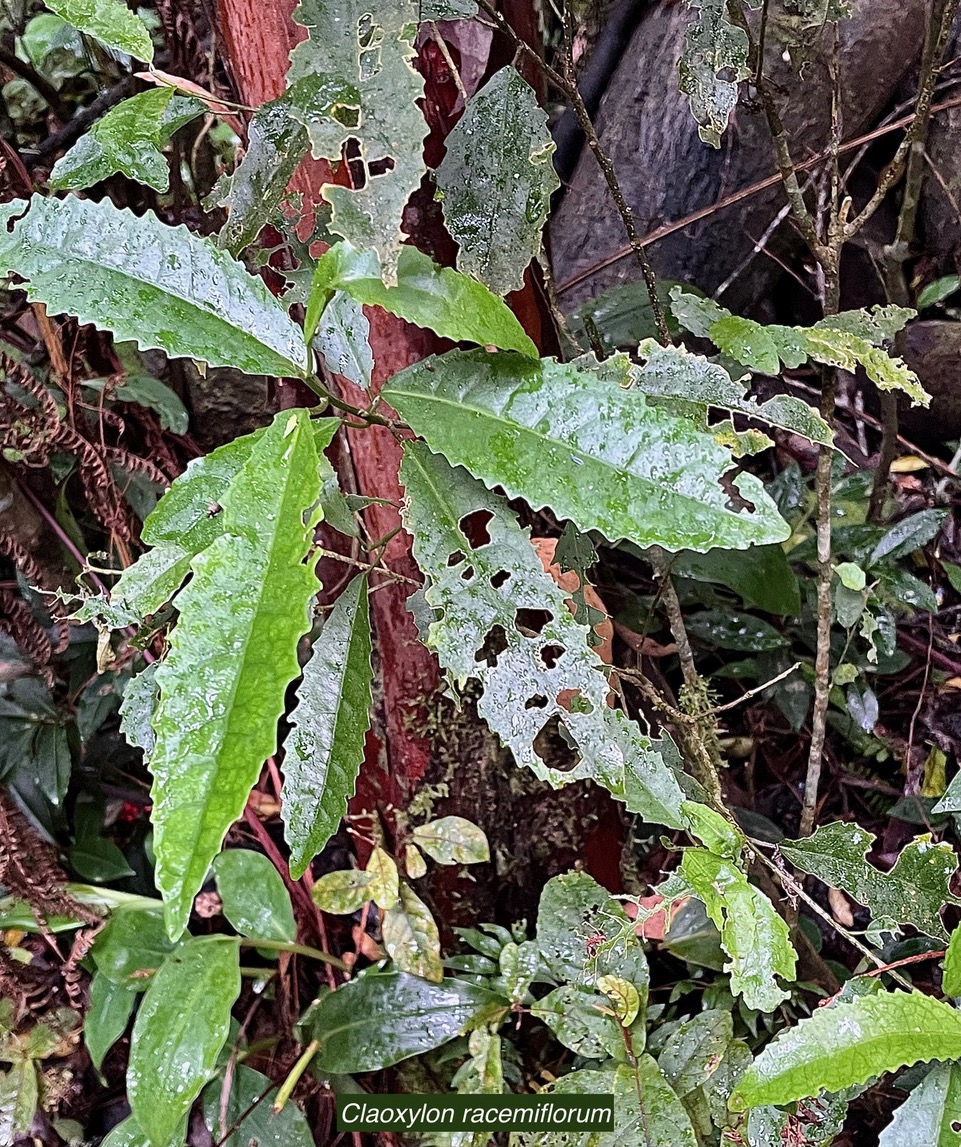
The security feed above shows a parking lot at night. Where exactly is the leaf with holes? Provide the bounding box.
[780,823,959,941]
[0,197,307,378]
[307,242,536,357]
[436,67,559,295]
[387,351,789,552]
[287,0,425,276]
[400,444,685,826]
[730,992,961,1111]
[679,0,751,147]
[282,573,373,879]
[150,410,323,937]
[45,0,154,59]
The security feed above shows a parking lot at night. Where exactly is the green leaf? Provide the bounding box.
[879,1062,961,1147]
[282,573,373,879]
[399,444,685,826]
[150,410,323,937]
[70,803,135,881]
[945,924,961,997]
[730,991,961,1111]
[779,823,959,941]
[799,326,927,405]
[684,609,788,652]
[837,561,867,591]
[657,1009,733,1098]
[0,197,307,378]
[92,908,176,989]
[98,1115,163,1147]
[86,374,190,435]
[201,1065,314,1147]
[531,985,624,1059]
[672,544,801,615]
[436,66,559,295]
[918,276,960,309]
[365,847,400,910]
[287,0,425,276]
[383,881,443,982]
[0,1060,38,1143]
[679,848,796,1011]
[679,0,750,147]
[386,350,789,552]
[568,282,684,353]
[453,1027,504,1098]
[412,817,490,865]
[50,90,202,193]
[870,509,946,566]
[682,800,744,860]
[85,970,136,1075]
[302,970,500,1072]
[128,937,241,1147]
[311,291,373,388]
[212,850,296,944]
[307,242,537,357]
[311,868,373,914]
[44,0,154,60]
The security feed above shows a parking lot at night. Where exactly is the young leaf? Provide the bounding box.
[300,970,501,1073]
[453,1027,504,1098]
[436,66,559,295]
[679,0,750,147]
[680,848,796,1011]
[412,816,490,865]
[878,1062,961,1147]
[0,197,308,379]
[382,881,444,982]
[287,0,425,276]
[307,242,537,357]
[779,823,959,941]
[730,991,961,1111]
[150,410,323,937]
[399,444,685,826]
[212,850,296,944]
[128,937,241,1147]
[201,1065,314,1147]
[386,351,789,552]
[311,290,373,388]
[45,0,154,60]
[85,971,136,1076]
[50,90,202,193]
[366,847,401,910]
[282,573,373,879]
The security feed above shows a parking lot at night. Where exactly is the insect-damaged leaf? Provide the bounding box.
[400,444,685,827]
[150,410,323,937]
[678,0,752,147]
[780,822,959,941]
[0,198,307,378]
[436,66,559,295]
[386,350,789,552]
[282,573,373,879]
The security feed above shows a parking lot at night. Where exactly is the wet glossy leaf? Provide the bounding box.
[92,908,176,989]
[680,848,796,1011]
[386,351,789,552]
[918,276,960,309]
[683,801,744,861]
[45,0,153,59]
[879,1062,961,1147]
[531,984,623,1059]
[119,665,159,754]
[944,924,961,996]
[453,1027,504,1099]
[657,1009,732,1098]
[311,291,373,388]
[597,975,640,1027]
[50,90,202,193]
[366,847,400,910]
[307,242,536,356]
[311,868,372,914]
[201,1065,314,1147]
[870,509,946,566]
[87,374,191,436]
[0,197,307,379]
[0,1059,38,1142]
[302,970,500,1072]
[684,609,788,652]
[400,445,685,826]
[672,544,801,615]
[731,992,961,1111]
[150,410,323,937]
[436,67,559,294]
[568,282,683,353]
[98,1115,161,1147]
[412,816,490,865]
[282,574,373,879]
[780,823,959,940]
[383,882,443,982]
[837,561,867,591]
[129,937,240,1147]
[288,0,425,276]
[212,849,296,943]
[85,971,136,1075]
[679,0,750,147]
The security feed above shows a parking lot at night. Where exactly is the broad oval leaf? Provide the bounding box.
[212,849,296,944]
[657,1009,733,1098]
[366,847,401,910]
[531,984,624,1059]
[201,1065,314,1147]
[91,908,176,989]
[128,936,241,1147]
[307,242,537,357]
[282,573,373,879]
[412,816,490,865]
[730,991,961,1111]
[386,350,789,551]
[0,197,307,379]
[311,868,373,914]
[383,882,443,982]
[150,410,323,937]
[436,67,559,295]
[45,0,154,60]
[303,970,501,1073]
[312,290,373,388]
[85,970,137,1074]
